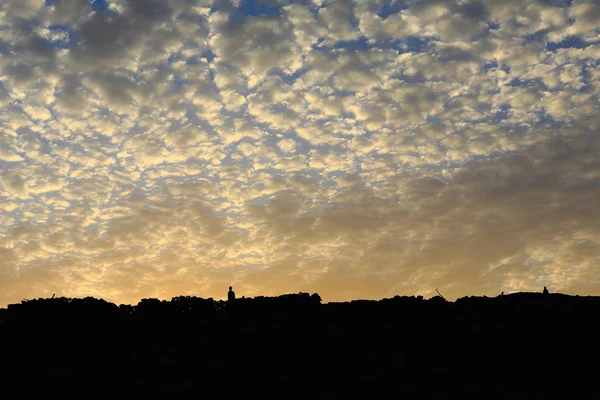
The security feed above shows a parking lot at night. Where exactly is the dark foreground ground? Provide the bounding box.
[1,292,598,399]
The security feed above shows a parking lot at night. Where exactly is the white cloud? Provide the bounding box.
[278,137,297,153]
[319,1,358,43]
[0,148,24,162]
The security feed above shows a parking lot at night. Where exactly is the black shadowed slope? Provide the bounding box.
[1,292,599,399]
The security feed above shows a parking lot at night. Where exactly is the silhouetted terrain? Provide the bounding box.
[1,292,599,398]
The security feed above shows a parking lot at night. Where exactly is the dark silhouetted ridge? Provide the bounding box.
[1,292,599,399]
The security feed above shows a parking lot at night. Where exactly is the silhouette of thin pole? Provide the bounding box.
[435,288,446,300]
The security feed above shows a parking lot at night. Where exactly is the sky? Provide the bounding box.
[1,0,599,307]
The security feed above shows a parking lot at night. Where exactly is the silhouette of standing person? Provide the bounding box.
[228,286,236,302]
[543,286,549,295]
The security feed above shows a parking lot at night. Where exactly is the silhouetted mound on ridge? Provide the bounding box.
[1,292,599,399]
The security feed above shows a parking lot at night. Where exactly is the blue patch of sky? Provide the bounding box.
[94,106,111,119]
[402,36,431,53]
[523,30,548,44]
[540,0,573,6]
[499,63,511,74]
[6,208,26,228]
[0,41,9,54]
[226,0,283,24]
[25,130,53,155]
[373,39,405,52]
[377,0,408,19]
[391,71,429,84]
[493,104,511,121]
[167,53,181,64]
[287,134,319,156]
[266,103,293,116]
[347,3,360,30]
[424,115,443,125]
[271,66,310,84]
[171,74,188,92]
[579,64,596,93]
[238,0,284,16]
[508,77,548,90]
[0,82,8,100]
[201,49,216,63]
[91,0,109,13]
[534,110,556,126]
[319,35,431,56]
[507,77,525,87]
[481,60,499,73]
[547,36,589,51]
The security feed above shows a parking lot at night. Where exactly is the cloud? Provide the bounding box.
[0,147,24,162]
[277,137,296,154]
[209,10,303,78]
[319,0,358,43]
[0,0,599,307]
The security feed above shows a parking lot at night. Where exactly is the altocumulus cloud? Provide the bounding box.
[0,0,599,307]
